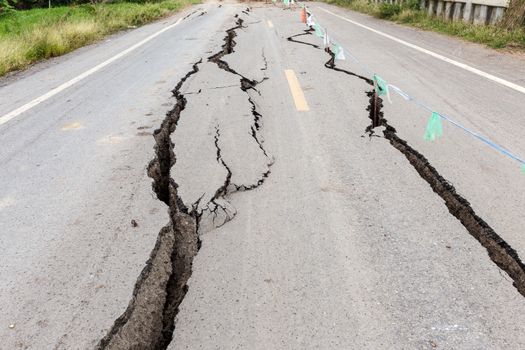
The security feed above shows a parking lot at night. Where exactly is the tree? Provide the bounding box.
[500,0,525,30]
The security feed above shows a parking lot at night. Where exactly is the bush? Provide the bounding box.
[405,0,420,10]
[326,0,525,49]
[1,0,15,14]
[378,3,401,18]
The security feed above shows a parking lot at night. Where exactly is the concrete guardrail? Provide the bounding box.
[373,0,509,24]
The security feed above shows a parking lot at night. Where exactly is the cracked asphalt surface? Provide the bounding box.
[1,1,525,349]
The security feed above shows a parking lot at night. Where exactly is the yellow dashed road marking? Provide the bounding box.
[61,122,84,131]
[97,135,127,144]
[284,69,309,112]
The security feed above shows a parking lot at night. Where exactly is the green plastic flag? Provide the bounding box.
[314,23,324,38]
[424,112,443,141]
[323,31,330,48]
[373,74,391,103]
[373,74,388,96]
[522,163,525,173]
[332,43,345,60]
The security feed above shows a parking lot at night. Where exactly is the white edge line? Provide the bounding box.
[317,7,525,95]
[0,17,184,126]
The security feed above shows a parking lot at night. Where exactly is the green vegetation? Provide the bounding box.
[501,0,525,30]
[325,0,525,49]
[0,0,13,14]
[0,0,199,76]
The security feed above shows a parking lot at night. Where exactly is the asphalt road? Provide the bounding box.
[1,1,524,349]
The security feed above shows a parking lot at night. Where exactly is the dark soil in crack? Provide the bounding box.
[209,126,233,204]
[288,28,525,298]
[98,14,276,349]
[287,28,321,49]
[324,49,373,85]
[96,60,201,350]
[384,129,525,297]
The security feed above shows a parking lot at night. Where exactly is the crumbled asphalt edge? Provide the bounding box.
[288,29,525,297]
[96,60,202,350]
[97,16,274,349]
[182,10,196,20]
[182,8,206,21]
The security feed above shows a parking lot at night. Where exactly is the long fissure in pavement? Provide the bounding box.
[96,58,201,350]
[288,29,525,298]
[207,16,272,194]
[97,12,272,349]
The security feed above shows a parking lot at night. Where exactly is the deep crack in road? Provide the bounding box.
[288,27,525,298]
[98,12,273,349]
[2,3,525,349]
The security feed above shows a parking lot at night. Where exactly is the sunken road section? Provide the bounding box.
[201,15,273,220]
[97,13,272,349]
[96,59,201,350]
[288,29,525,298]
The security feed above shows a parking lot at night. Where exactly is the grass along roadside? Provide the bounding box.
[324,0,525,49]
[0,0,199,77]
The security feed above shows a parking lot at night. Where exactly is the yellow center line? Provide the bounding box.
[284,69,310,112]
[61,122,84,131]
[267,20,274,28]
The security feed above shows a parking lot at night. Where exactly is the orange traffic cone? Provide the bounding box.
[300,7,307,23]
